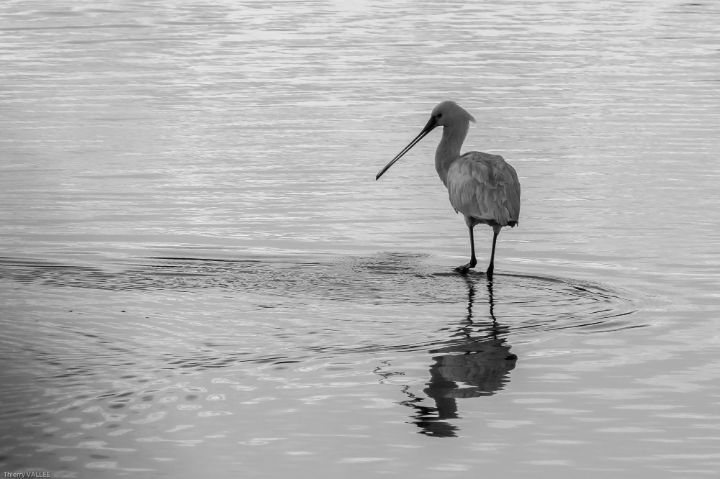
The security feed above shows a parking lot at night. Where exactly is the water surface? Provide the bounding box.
[1,1,719,477]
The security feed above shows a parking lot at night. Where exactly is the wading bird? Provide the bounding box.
[376,101,520,277]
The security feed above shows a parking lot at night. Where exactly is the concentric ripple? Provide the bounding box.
[0,253,637,337]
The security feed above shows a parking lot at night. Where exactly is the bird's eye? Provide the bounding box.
[436,113,442,119]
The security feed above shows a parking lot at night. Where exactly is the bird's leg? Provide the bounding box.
[455,223,477,274]
[469,226,478,268]
[486,225,501,278]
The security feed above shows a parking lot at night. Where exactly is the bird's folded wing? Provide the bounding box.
[446,153,521,226]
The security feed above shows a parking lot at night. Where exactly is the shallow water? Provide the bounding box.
[1,1,720,477]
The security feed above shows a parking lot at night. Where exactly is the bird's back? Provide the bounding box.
[446,152,521,227]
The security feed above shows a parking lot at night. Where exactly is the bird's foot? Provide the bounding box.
[486,264,494,279]
[454,263,474,275]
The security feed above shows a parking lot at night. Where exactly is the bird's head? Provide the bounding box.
[375,101,476,180]
[430,100,476,128]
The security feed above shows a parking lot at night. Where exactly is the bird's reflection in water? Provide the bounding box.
[402,275,517,437]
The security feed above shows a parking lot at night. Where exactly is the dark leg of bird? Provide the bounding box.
[455,225,477,274]
[487,226,500,278]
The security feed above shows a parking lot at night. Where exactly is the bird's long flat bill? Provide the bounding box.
[376,116,438,180]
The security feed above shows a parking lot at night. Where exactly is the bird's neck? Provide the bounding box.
[435,122,468,186]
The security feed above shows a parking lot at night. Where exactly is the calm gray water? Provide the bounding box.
[1,1,719,477]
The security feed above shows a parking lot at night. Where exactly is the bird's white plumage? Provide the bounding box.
[375,100,521,274]
[446,151,520,227]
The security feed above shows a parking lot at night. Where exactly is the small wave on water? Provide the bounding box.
[0,252,638,339]
[0,252,644,463]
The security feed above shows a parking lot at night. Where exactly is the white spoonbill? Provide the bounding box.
[376,101,520,277]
